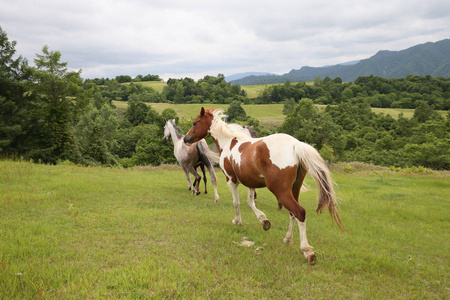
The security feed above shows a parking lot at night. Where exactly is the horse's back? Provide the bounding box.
[258,134,302,170]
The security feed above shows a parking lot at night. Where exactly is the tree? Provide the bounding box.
[0,26,30,154]
[75,104,119,165]
[161,108,178,122]
[282,98,296,115]
[125,99,149,126]
[226,100,247,122]
[278,98,321,146]
[413,101,435,123]
[23,45,88,162]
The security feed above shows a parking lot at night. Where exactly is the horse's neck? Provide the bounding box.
[168,124,183,147]
[210,118,244,154]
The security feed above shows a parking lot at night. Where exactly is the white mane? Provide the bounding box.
[210,110,252,141]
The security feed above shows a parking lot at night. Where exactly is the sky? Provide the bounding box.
[1,0,449,81]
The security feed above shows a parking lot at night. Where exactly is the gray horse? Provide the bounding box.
[163,119,220,204]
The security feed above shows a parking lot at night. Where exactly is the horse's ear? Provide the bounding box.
[200,107,205,117]
[164,118,167,123]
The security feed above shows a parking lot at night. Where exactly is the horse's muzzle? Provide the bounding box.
[183,136,193,146]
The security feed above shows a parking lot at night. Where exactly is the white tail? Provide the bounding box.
[295,142,345,230]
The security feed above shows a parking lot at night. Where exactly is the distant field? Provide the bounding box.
[1,160,448,298]
[113,101,439,129]
[123,81,167,92]
[242,84,276,98]
[242,82,314,98]
[122,82,288,98]
[113,102,283,127]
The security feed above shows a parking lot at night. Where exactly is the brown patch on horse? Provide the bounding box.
[223,157,237,183]
[251,142,308,222]
[230,138,238,151]
[227,140,266,188]
[238,141,251,153]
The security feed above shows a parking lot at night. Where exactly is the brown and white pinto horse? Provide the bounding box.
[184,108,344,265]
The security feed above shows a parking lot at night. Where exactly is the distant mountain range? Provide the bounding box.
[225,72,276,82]
[229,39,450,85]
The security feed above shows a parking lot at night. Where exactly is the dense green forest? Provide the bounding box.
[1,27,449,169]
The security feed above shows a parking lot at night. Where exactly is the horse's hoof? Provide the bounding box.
[262,220,271,231]
[307,253,316,265]
[232,219,242,225]
[283,237,293,244]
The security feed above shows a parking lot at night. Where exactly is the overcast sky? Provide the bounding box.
[1,0,449,80]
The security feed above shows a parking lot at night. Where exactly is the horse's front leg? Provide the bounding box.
[247,188,271,230]
[206,164,220,204]
[228,181,242,225]
[182,167,196,194]
[187,166,201,195]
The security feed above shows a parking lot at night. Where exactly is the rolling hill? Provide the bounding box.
[230,39,450,85]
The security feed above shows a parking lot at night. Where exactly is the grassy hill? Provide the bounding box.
[1,160,448,298]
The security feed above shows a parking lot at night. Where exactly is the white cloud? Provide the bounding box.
[1,0,449,80]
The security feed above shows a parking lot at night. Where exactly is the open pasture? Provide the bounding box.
[124,81,167,92]
[0,160,448,299]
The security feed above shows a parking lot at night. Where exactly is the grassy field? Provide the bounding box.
[1,160,448,299]
[124,81,167,92]
[113,102,285,128]
[113,101,431,129]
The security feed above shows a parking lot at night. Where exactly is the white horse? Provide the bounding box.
[163,119,220,204]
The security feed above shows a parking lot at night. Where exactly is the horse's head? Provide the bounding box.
[163,118,175,143]
[184,107,214,145]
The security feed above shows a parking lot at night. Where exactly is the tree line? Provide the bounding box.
[255,76,450,110]
[1,26,449,169]
[87,71,450,111]
[84,73,248,104]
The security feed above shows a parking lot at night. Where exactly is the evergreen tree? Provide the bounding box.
[0,26,30,155]
[24,45,89,162]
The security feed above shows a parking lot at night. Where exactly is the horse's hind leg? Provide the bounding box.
[296,217,315,265]
[278,191,315,264]
[247,188,271,230]
[200,164,207,194]
[193,172,201,195]
[283,168,316,265]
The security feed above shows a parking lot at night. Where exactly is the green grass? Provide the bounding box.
[241,84,277,98]
[123,81,167,92]
[1,160,448,299]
